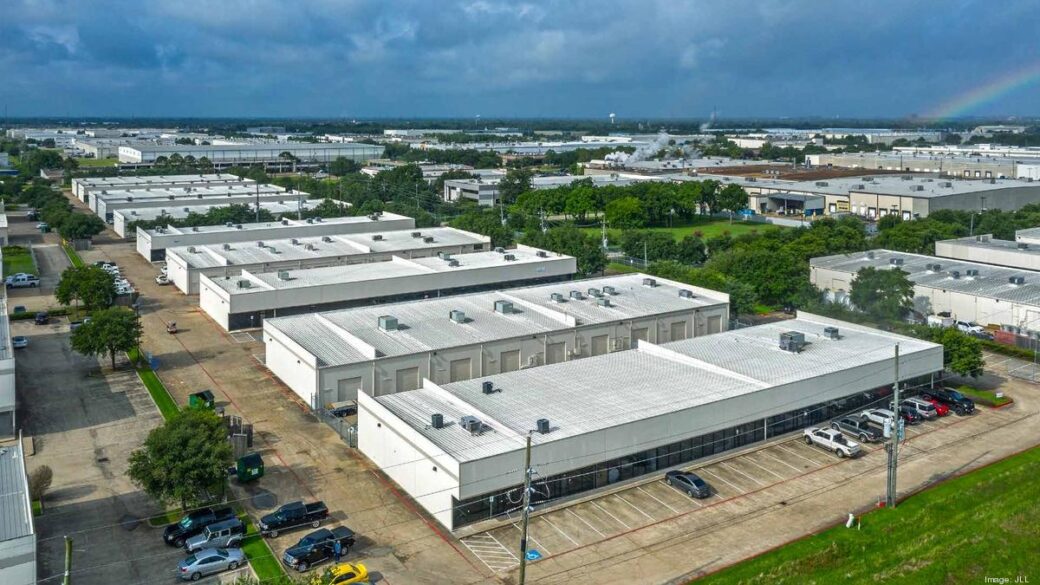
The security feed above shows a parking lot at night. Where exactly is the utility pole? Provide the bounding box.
[63,535,72,585]
[255,182,260,223]
[517,433,534,585]
[643,241,648,268]
[601,220,608,249]
[886,344,900,508]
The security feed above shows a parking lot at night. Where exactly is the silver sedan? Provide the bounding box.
[177,547,246,581]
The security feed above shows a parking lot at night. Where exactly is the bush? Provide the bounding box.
[28,466,53,501]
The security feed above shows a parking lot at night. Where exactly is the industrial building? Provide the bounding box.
[92,185,297,223]
[0,214,7,246]
[263,273,729,409]
[200,245,576,331]
[358,313,941,530]
[0,442,35,584]
[71,173,254,202]
[0,251,14,437]
[936,235,1040,272]
[136,212,412,261]
[117,143,384,166]
[443,174,652,206]
[166,227,490,294]
[113,200,333,239]
[811,249,1040,330]
[1015,227,1040,247]
[806,152,1037,180]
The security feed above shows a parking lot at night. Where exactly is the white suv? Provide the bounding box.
[859,408,895,426]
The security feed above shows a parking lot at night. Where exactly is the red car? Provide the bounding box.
[924,397,950,417]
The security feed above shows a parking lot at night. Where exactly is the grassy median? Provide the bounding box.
[128,348,180,419]
[239,515,288,582]
[695,446,1040,584]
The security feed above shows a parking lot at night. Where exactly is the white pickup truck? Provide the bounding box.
[5,273,40,288]
[803,427,862,458]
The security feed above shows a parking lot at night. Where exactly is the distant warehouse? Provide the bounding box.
[71,173,254,203]
[358,313,942,531]
[167,227,490,294]
[113,200,333,239]
[136,212,413,261]
[936,234,1040,272]
[262,273,729,408]
[200,245,577,331]
[91,184,295,222]
[118,143,384,167]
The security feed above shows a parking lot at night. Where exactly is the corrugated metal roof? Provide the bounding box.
[0,443,33,542]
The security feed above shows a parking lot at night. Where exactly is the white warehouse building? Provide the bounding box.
[201,245,577,331]
[113,200,333,239]
[358,313,942,530]
[118,143,384,165]
[136,212,413,261]
[0,443,35,584]
[72,173,254,203]
[263,273,729,409]
[167,227,491,294]
[91,184,294,222]
[811,249,1040,330]
[935,234,1040,272]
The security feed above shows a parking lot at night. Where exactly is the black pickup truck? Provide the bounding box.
[162,506,236,547]
[829,416,883,442]
[281,526,356,572]
[259,500,329,538]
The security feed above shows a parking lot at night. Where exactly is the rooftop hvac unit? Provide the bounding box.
[853,184,865,189]
[536,418,551,434]
[306,218,314,224]
[481,381,499,395]
[191,226,199,232]
[131,210,138,216]
[779,331,806,353]
[184,207,191,213]
[1010,276,1025,285]
[901,175,913,181]
[911,185,924,191]
[411,231,422,238]
[949,270,961,279]
[168,195,175,200]
[438,251,452,260]
[678,289,695,299]
[197,194,204,198]
[815,181,829,186]
[588,287,602,297]
[965,269,979,277]
[460,416,483,435]
[277,270,291,281]
[304,243,315,251]
[322,236,333,242]
[431,413,444,429]
[368,213,380,221]
[316,217,324,222]
[372,234,383,241]
[237,280,251,289]
[449,310,467,324]
[494,300,514,314]
[642,278,657,287]
[889,258,904,266]
[503,253,515,261]
[494,246,505,254]
[281,219,290,225]
[447,259,460,267]
[1019,242,1029,249]
[602,285,617,295]
[222,243,232,251]
[187,246,197,253]
[940,182,953,187]
[423,236,435,243]
[569,290,584,300]
[823,326,840,340]
[376,314,401,332]
[126,196,133,202]
[235,224,243,229]
[257,241,265,247]
[550,292,564,303]
[290,238,300,245]
[597,297,612,307]
[536,250,548,258]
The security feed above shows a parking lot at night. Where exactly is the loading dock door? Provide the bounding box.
[591,335,609,356]
[449,358,472,382]
[395,367,420,392]
[500,350,520,373]
[708,315,723,334]
[669,321,687,341]
[631,327,649,348]
[546,342,566,364]
[333,377,362,403]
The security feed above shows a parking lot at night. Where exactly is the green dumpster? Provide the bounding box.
[189,390,215,409]
[236,452,264,482]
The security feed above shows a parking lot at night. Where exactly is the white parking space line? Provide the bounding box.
[720,461,768,487]
[541,516,580,547]
[775,442,829,467]
[591,500,631,530]
[461,533,519,572]
[757,449,806,474]
[567,508,606,538]
[513,523,552,556]
[739,454,789,481]
[697,468,742,497]
[640,484,687,512]
[614,493,656,522]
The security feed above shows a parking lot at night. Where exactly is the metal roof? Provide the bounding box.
[73,173,247,188]
[693,173,1040,199]
[265,273,728,368]
[117,200,321,223]
[811,249,1040,305]
[0,443,33,541]
[143,212,406,237]
[93,184,287,202]
[374,314,939,462]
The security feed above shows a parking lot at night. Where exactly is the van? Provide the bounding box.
[183,518,245,553]
[901,397,938,420]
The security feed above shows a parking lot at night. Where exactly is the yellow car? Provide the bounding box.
[320,562,368,584]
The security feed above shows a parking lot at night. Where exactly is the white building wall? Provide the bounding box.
[165,250,195,294]
[0,534,36,585]
[263,324,321,407]
[935,239,1040,272]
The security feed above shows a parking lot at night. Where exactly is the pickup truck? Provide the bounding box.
[803,427,862,458]
[163,506,236,547]
[259,501,329,538]
[6,273,40,288]
[829,417,882,442]
[922,388,976,416]
[281,526,356,572]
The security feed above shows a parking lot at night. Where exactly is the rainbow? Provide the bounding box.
[927,61,1040,120]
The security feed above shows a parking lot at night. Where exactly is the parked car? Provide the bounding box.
[164,507,236,547]
[6,273,40,288]
[282,526,357,572]
[35,222,48,231]
[926,314,954,328]
[922,396,951,417]
[829,417,882,442]
[26,210,37,221]
[326,562,368,584]
[859,408,895,427]
[259,500,329,538]
[184,518,246,553]
[803,427,862,458]
[664,470,711,498]
[921,388,976,416]
[12,336,28,349]
[900,397,938,420]
[34,312,49,325]
[12,306,26,315]
[177,547,245,582]
[895,404,923,425]
[955,320,985,335]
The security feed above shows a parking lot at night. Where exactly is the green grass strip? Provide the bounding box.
[2,245,37,277]
[128,348,179,420]
[61,241,84,267]
[956,384,1013,407]
[239,515,288,582]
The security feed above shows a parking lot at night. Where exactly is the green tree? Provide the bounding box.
[127,408,234,510]
[522,226,606,276]
[55,266,117,313]
[328,157,360,176]
[70,307,142,370]
[605,196,647,229]
[56,213,106,240]
[717,184,749,222]
[497,168,532,205]
[449,209,514,248]
[619,230,675,263]
[849,267,914,322]
[933,328,985,377]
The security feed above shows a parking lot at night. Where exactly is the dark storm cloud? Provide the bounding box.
[0,0,1037,118]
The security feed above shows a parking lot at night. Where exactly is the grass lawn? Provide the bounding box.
[606,262,641,275]
[582,217,783,244]
[147,509,182,528]
[61,242,84,267]
[694,445,1040,584]
[31,500,42,517]
[2,246,37,276]
[128,348,180,419]
[956,384,1013,408]
[239,516,287,582]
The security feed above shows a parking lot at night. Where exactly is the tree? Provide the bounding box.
[619,230,675,263]
[605,196,647,229]
[449,209,514,248]
[55,266,117,312]
[717,184,749,222]
[328,157,360,176]
[497,168,532,205]
[70,307,142,370]
[127,408,234,510]
[934,328,984,377]
[279,151,298,173]
[849,267,914,322]
[522,226,606,276]
[56,213,106,240]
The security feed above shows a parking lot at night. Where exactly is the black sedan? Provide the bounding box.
[665,470,711,498]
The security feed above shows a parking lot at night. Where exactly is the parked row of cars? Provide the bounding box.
[95,261,135,295]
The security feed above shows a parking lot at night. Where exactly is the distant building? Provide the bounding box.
[117,143,384,168]
[443,173,651,206]
[0,442,35,584]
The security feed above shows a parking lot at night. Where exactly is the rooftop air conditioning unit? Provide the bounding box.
[536,418,550,434]
[678,289,695,299]
[1010,276,1025,285]
[494,247,505,254]
[222,243,231,251]
[642,278,657,287]
[481,381,498,395]
[127,196,134,202]
[168,195,175,200]
[447,259,460,267]
[368,213,380,221]
[823,326,840,340]
[277,270,291,281]
[423,236,435,243]
[306,218,314,224]
[191,226,199,232]
[949,270,961,279]
[235,224,243,229]
[257,241,265,247]
[911,185,924,191]
[550,292,564,303]
[184,207,191,213]
[372,234,383,241]
[901,175,913,181]
[378,315,399,331]
[866,251,875,259]
[587,287,602,297]
[503,253,515,261]
[291,238,300,245]
[853,184,865,189]
[779,331,806,353]
[304,243,315,251]
[449,310,467,324]
[237,280,251,289]
[281,219,290,225]
[597,298,612,307]
[569,290,584,300]
[965,269,979,277]
[460,416,483,435]
[815,181,829,186]
[889,258,904,266]
[494,300,514,314]
[187,246,197,253]
[322,236,333,242]
[602,286,617,295]
[536,250,548,258]
[411,231,422,238]
[431,414,444,429]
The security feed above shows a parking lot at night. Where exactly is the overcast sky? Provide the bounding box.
[2,0,1038,119]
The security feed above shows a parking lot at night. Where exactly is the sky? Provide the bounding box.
[2,0,1039,119]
